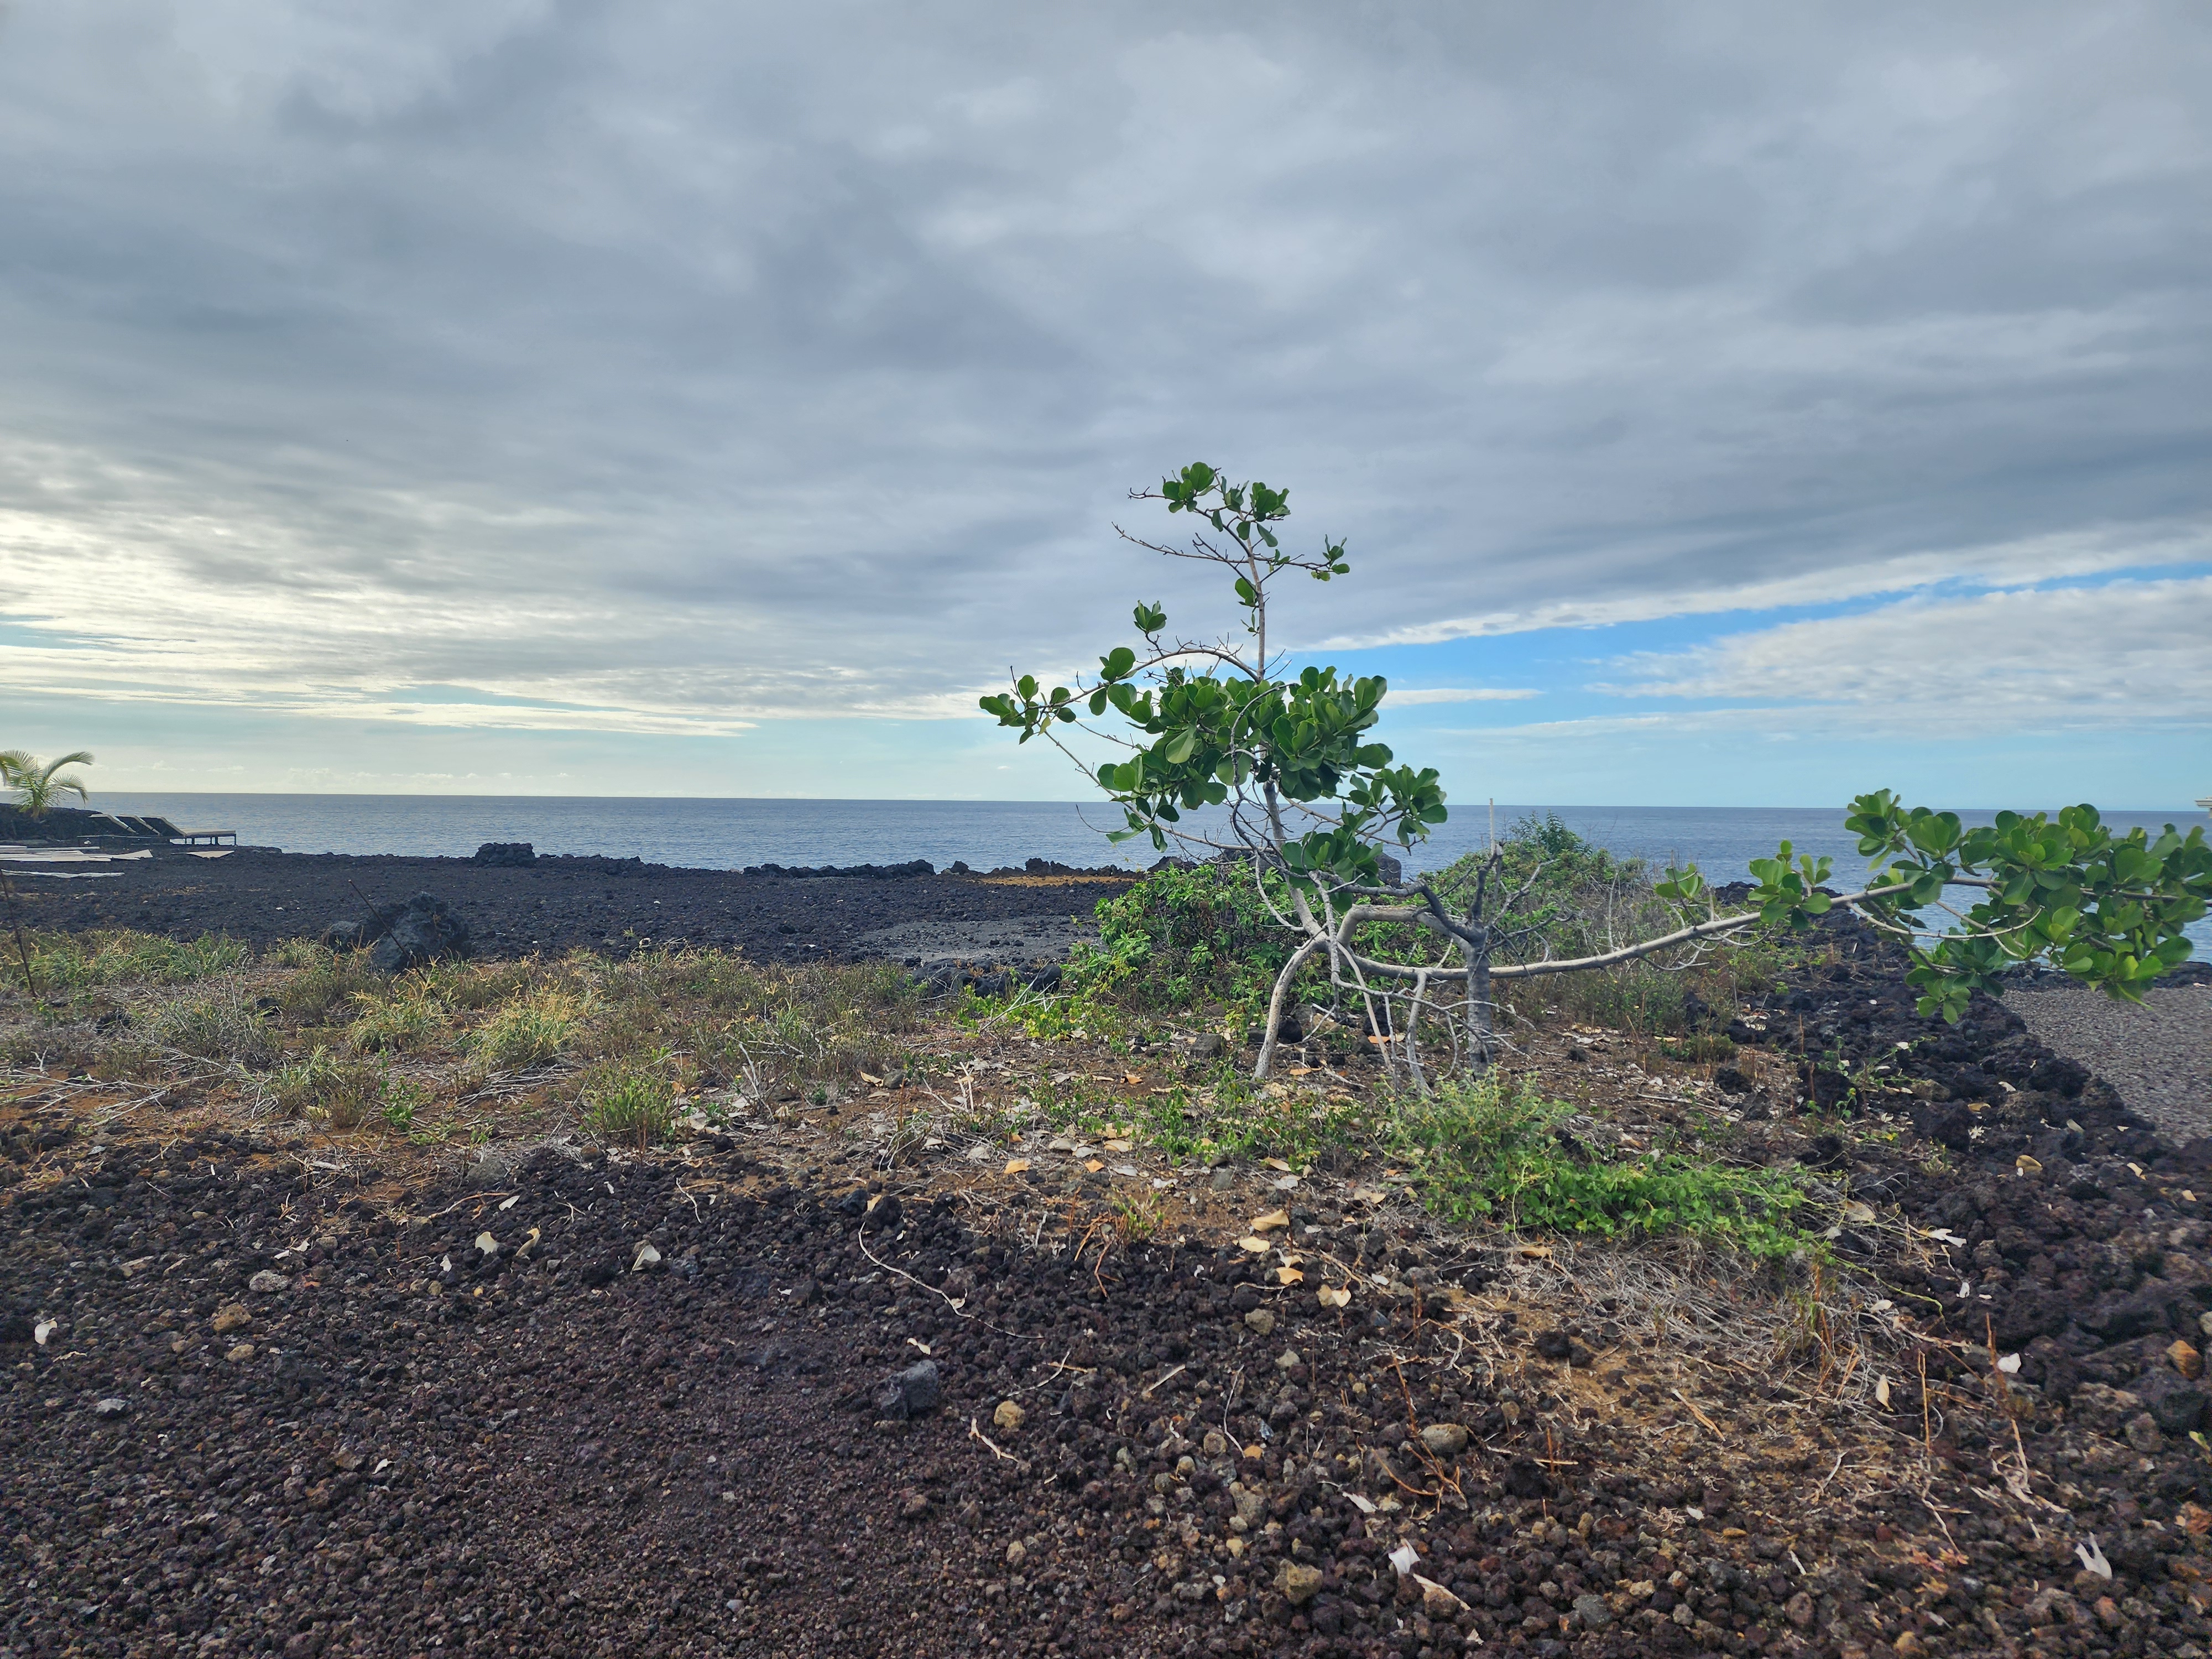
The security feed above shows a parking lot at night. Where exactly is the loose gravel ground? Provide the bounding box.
[13,910,2212,1656]
[2007,975,2212,1149]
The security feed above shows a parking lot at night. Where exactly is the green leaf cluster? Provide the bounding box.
[1844,791,2210,1019]
[1063,861,1312,1023]
[979,463,1443,887]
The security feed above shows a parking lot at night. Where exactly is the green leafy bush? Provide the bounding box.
[1067,861,1308,1024]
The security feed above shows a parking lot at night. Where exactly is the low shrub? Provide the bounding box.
[1066,862,1306,1025]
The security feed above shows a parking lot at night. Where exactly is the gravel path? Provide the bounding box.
[2006,978,2212,1146]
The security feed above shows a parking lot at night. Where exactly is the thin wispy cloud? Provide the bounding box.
[1387,688,1541,705]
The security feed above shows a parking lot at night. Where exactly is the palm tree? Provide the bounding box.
[1,750,95,818]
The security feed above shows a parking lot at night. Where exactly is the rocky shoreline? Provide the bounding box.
[2,843,1137,973]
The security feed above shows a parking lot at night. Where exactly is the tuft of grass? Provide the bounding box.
[1109,1190,1170,1242]
[414,957,535,1010]
[1658,1032,1738,1063]
[152,990,280,1068]
[468,987,588,1070]
[581,1058,676,1149]
[279,954,378,1019]
[347,989,444,1054]
[1387,1077,1809,1258]
[267,937,332,970]
[25,929,249,990]
[379,1074,435,1135]
[269,1045,383,1124]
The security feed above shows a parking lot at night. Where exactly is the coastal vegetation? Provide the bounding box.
[0,748,94,817]
[985,463,2212,1083]
[0,902,1830,1260]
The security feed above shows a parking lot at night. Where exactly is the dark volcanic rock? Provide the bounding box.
[366,893,473,973]
[28,847,1134,966]
[472,841,537,868]
[873,1359,941,1420]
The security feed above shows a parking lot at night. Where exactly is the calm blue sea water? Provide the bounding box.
[91,791,2210,912]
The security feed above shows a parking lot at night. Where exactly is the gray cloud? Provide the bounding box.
[1,1,2207,734]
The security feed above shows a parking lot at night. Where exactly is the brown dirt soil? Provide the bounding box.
[8,912,2212,1658]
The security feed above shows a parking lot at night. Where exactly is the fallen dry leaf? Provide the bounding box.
[1237,1237,1273,1254]
[1003,1158,1031,1175]
[1250,1209,1290,1232]
[1317,1285,1352,1309]
[1842,1201,1875,1224]
[2017,1154,2043,1176]
[1276,1266,1305,1285]
[1123,1073,1144,1087]
[1262,1157,1292,1171]
[1103,1139,1133,1152]
[1875,1376,1892,1407]
[859,1071,884,1086]
[1506,1243,1552,1260]
[1084,1159,1104,1172]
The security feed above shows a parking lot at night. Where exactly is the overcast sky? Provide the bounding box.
[2,1,2207,808]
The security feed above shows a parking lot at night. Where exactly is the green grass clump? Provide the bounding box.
[346,990,444,1054]
[468,987,588,1070]
[25,929,249,989]
[1388,1078,1809,1258]
[269,1044,384,1124]
[152,991,279,1068]
[278,954,379,1018]
[581,1059,676,1149]
[414,957,536,1010]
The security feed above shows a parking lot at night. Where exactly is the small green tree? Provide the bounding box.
[985,466,2211,1083]
[0,750,94,818]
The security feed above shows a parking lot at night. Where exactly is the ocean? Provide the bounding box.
[88,791,2211,898]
